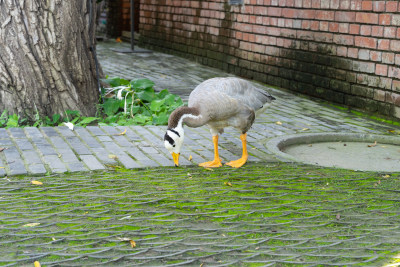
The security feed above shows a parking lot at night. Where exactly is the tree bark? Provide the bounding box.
[0,0,101,121]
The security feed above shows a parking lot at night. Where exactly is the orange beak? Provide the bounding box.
[172,152,180,167]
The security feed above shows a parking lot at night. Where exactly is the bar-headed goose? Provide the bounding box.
[164,77,275,168]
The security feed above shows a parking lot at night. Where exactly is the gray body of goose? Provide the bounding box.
[164,77,275,168]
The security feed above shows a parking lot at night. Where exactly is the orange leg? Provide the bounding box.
[226,133,248,168]
[199,135,222,168]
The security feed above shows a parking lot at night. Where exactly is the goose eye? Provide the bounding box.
[173,144,176,147]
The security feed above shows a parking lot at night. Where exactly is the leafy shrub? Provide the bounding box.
[100,77,183,126]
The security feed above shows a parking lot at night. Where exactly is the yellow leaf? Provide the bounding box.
[34,261,41,267]
[0,166,4,169]
[367,141,377,147]
[301,128,309,131]
[23,223,40,227]
[224,181,232,187]
[189,155,193,161]
[114,129,127,136]
[130,240,136,248]
[31,180,43,185]
[108,154,118,159]
[382,175,390,178]
[276,121,283,125]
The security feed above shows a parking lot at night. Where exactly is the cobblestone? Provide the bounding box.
[0,41,398,176]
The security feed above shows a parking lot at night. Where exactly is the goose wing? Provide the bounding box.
[188,77,274,121]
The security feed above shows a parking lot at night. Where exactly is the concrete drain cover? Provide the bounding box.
[266,133,400,172]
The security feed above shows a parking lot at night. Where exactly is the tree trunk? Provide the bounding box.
[0,0,101,121]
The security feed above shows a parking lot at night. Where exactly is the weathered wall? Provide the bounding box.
[139,0,400,118]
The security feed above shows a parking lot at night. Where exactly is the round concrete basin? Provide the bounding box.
[266,133,400,172]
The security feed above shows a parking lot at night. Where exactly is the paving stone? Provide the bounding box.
[56,126,77,137]
[41,127,60,137]
[68,162,88,172]
[15,140,34,150]
[0,139,14,146]
[49,136,69,149]
[86,126,107,136]
[36,144,58,155]
[65,137,92,155]
[117,153,141,169]
[80,155,105,170]
[43,155,68,173]
[8,128,26,138]
[22,151,43,164]
[0,128,8,138]
[24,127,42,138]
[8,160,27,175]
[28,164,47,175]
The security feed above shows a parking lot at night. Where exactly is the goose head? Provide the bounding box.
[164,106,202,166]
[164,127,184,167]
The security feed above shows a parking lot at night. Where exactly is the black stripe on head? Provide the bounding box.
[167,128,180,137]
[164,132,175,146]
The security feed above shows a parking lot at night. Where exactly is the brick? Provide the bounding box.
[378,39,390,50]
[396,54,400,65]
[80,155,105,170]
[321,0,330,8]
[350,0,362,10]
[360,25,371,36]
[337,46,347,57]
[338,23,349,33]
[358,49,369,60]
[361,1,372,11]
[340,0,350,9]
[391,40,400,52]
[353,61,375,73]
[384,27,396,38]
[370,51,382,62]
[397,28,400,38]
[356,12,378,24]
[393,80,400,91]
[316,10,335,21]
[355,36,377,49]
[373,1,386,12]
[375,64,388,76]
[349,24,360,34]
[335,11,355,22]
[392,15,400,26]
[320,21,329,31]
[389,66,400,79]
[329,22,339,32]
[379,14,391,25]
[297,9,315,19]
[330,0,339,9]
[268,7,282,16]
[333,34,354,45]
[386,2,398,12]
[312,0,321,8]
[371,26,383,37]
[374,90,386,102]
[347,47,358,58]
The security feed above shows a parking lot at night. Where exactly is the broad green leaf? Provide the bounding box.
[102,77,130,87]
[153,113,169,125]
[103,99,121,116]
[133,114,149,124]
[52,114,61,124]
[158,89,169,99]
[78,117,98,126]
[163,94,175,105]
[150,99,165,112]
[130,79,154,90]
[135,90,155,103]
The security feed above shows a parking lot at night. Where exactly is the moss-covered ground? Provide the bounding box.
[1,163,400,266]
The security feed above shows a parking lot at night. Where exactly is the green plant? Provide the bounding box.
[100,77,183,126]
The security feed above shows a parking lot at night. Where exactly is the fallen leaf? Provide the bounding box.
[31,180,43,186]
[34,261,41,267]
[52,237,56,241]
[105,164,120,169]
[382,175,390,179]
[224,181,232,187]
[367,141,377,147]
[189,155,193,161]
[276,121,283,125]
[308,144,312,147]
[301,128,309,131]
[336,214,341,220]
[58,153,62,158]
[0,167,4,169]
[116,37,122,43]
[23,223,40,227]
[130,240,136,248]
[117,237,131,241]
[114,128,127,136]
[108,154,118,159]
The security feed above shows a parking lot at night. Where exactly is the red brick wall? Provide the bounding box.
[139,0,400,118]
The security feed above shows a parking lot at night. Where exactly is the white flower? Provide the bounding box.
[117,88,124,100]
[63,122,74,130]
